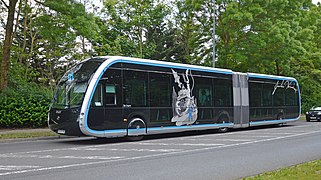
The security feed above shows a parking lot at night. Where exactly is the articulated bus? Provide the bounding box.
[48,56,301,139]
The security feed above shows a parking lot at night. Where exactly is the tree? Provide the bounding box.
[96,0,171,59]
[6,0,100,89]
[172,0,214,65]
[0,0,18,91]
[215,0,311,76]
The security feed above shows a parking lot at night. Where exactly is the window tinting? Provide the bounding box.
[214,79,232,107]
[285,88,297,106]
[123,70,148,107]
[103,69,122,106]
[150,72,171,107]
[273,88,285,106]
[91,83,103,107]
[262,83,273,106]
[249,82,262,107]
[194,77,213,107]
[106,85,117,105]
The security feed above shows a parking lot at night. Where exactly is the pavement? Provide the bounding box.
[1,121,320,180]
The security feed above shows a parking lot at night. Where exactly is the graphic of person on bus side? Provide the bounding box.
[171,69,198,126]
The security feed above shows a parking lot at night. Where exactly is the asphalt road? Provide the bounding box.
[1,121,321,180]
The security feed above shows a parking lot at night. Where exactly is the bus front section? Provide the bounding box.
[48,59,103,136]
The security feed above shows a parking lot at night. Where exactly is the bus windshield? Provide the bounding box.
[52,60,103,109]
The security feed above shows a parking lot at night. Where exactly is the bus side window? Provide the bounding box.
[214,79,232,107]
[106,85,117,105]
[92,84,103,107]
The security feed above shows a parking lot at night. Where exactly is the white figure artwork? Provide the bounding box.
[171,69,198,126]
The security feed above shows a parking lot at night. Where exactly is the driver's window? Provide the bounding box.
[106,84,117,105]
[91,84,103,107]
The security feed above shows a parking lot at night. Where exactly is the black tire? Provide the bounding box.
[126,135,144,141]
[127,118,145,141]
[217,115,229,133]
[218,127,228,133]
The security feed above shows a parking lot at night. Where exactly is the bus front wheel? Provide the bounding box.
[218,127,228,133]
[127,118,146,141]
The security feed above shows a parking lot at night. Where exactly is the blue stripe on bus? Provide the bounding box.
[119,60,233,74]
[148,123,234,131]
[248,74,297,81]
[249,118,299,125]
[94,123,235,136]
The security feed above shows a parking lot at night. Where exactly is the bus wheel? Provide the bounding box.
[218,127,228,133]
[127,135,144,141]
[277,115,285,126]
[127,118,146,141]
[277,114,284,120]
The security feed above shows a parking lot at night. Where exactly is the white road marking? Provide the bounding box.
[0,165,40,171]
[211,139,255,142]
[134,142,225,146]
[79,148,182,152]
[182,138,255,142]
[233,135,275,138]
[0,143,125,157]
[245,132,295,135]
[1,129,320,177]
[0,154,124,160]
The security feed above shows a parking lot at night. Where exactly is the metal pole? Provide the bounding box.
[212,0,216,68]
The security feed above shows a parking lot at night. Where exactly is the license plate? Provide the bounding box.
[58,130,66,134]
[310,117,316,119]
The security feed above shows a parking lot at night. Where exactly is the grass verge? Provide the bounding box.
[0,130,57,140]
[244,159,321,180]
[299,114,306,121]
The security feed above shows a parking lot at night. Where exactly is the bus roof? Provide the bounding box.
[95,56,233,74]
[89,56,297,82]
[247,72,297,82]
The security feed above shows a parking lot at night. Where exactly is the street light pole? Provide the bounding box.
[212,0,216,68]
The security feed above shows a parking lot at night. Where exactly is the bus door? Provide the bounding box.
[88,82,105,130]
[123,70,149,136]
[102,68,125,131]
[232,73,249,128]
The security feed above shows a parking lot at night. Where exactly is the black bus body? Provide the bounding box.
[48,56,301,138]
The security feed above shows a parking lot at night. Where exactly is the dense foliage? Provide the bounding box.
[0,0,321,127]
[0,63,51,128]
[0,90,50,128]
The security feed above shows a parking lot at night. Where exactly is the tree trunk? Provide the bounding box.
[0,0,19,91]
[275,59,281,76]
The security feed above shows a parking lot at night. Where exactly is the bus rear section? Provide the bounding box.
[247,73,301,126]
[231,72,300,128]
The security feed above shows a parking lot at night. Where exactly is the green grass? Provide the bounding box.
[244,159,321,180]
[0,130,57,140]
[299,114,306,121]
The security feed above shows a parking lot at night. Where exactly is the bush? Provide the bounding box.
[0,86,52,128]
